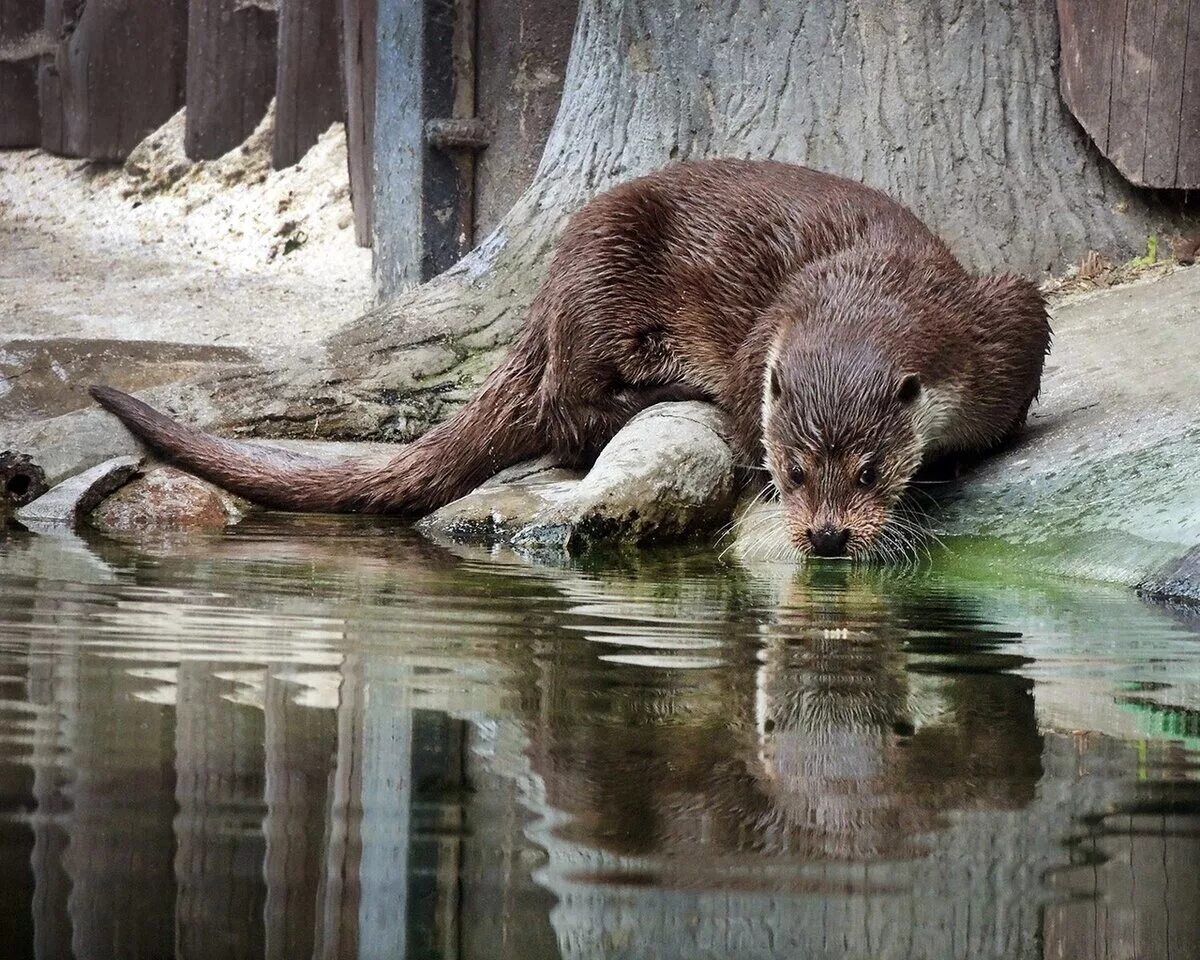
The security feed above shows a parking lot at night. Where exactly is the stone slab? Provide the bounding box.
[15,455,142,528]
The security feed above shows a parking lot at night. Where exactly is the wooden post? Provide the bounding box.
[341,0,377,246]
[38,0,187,160]
[372,0,486,295]
[473,0,577,236]
[0,0,42,146]
[274,0,345,169]
[1058,0,1200,189]
[185,0,279,161]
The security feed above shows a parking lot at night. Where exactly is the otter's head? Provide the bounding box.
[762,340,929,559]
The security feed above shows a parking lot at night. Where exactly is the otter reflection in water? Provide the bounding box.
[523,568,1043,869]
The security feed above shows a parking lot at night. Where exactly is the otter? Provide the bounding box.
[90,159,1050,558]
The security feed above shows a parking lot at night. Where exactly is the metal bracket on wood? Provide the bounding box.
[424,117,490,152]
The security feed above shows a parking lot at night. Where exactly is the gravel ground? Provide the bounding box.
[0,106,372,364]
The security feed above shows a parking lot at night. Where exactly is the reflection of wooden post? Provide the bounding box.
[356,658,413,959]
[24,647,73,959]
[0,653,35,954]
[1044,808,1200,958]
[65,670,176,960]
[460,724,561,960]
[25,625,177,960]
[263,668,336,960]
[406,709,468,960]
[174,662,266,960]
[314,656,364,960]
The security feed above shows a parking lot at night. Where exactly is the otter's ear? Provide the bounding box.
[896,373,921,405]
[769,367,782,400]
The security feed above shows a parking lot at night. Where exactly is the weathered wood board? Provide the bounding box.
[185,0,279,161]
[38,0,187,160]
[0,0,42,146]
[274,0,345,169]
[1059,0,1200,189]
[341,0,377,246]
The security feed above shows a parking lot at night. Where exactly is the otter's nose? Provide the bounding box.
[807,526,850,557]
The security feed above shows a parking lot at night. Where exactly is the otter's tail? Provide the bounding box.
[89,342,548,515]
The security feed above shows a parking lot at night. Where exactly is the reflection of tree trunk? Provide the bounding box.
[174,662,266,960]
[210,0,1188,447]
[0,653,35,955]
[262,668,336,960]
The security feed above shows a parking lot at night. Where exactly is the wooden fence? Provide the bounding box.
[0,0,575,278]
[3,2,350,172]
[1058,0,1199,189]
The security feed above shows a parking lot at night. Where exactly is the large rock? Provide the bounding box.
[934,266,1200,599]
[420,402,738,554]
[89,466,249,534]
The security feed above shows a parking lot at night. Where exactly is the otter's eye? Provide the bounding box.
[787,462,805,488]
[857,464,878,488]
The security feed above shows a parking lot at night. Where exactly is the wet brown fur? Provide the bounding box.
[90,159,1050,553]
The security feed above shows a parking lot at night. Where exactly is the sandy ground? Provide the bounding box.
[0,107,372,364]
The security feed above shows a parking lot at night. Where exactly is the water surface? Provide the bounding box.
[1,516,1198,959]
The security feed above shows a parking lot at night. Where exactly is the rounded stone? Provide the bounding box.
[89,466,246,534]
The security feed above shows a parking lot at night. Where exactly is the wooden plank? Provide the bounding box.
[274,0,345,169]
[1180,2,1200,184]
[1058,0,1200,188]
[341,0,377,246]
[0,0,42,146]
[1057,0,1117,148]
[185,0,279,161]
[1143,0,1191,183]
[38,0,187,160]
[1106,2,1157,182]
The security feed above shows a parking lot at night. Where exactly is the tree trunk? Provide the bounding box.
[191,0,1197,442]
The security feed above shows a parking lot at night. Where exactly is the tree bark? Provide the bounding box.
[203,0,1195,443]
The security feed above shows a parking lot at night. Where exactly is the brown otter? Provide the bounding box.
[90,159,1050,558]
